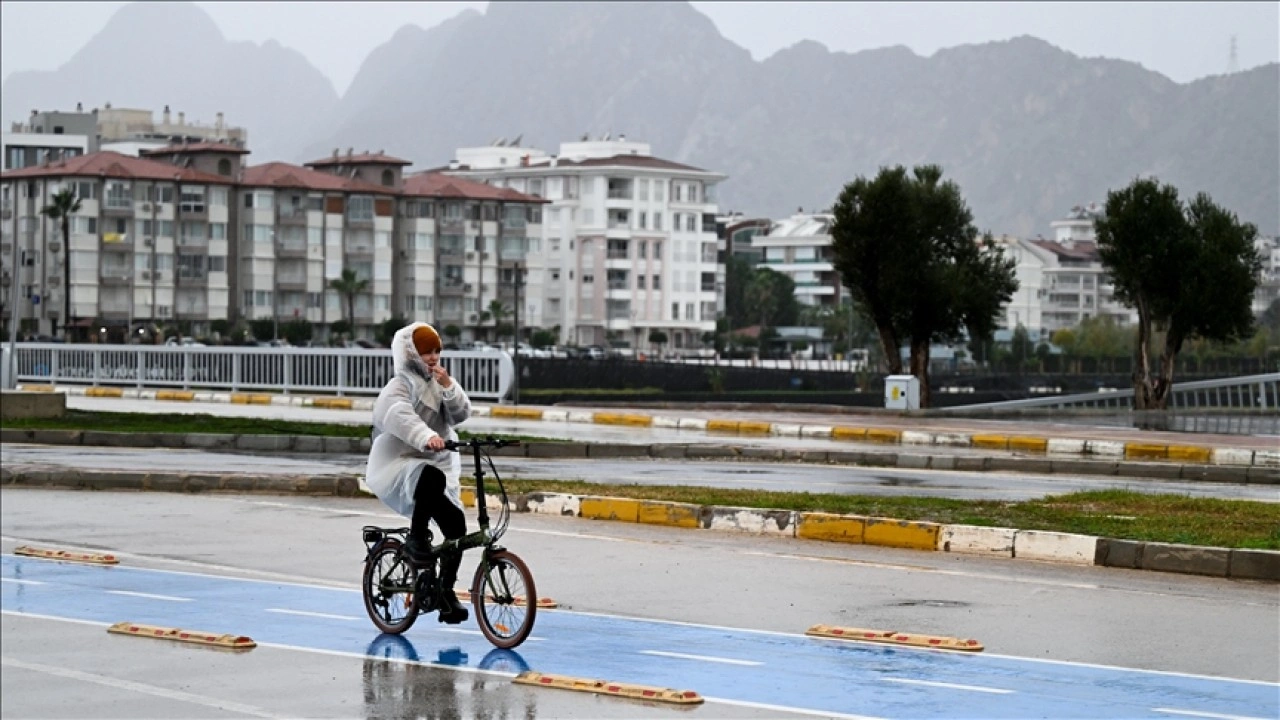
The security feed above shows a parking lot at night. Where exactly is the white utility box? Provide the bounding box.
[884,374,919,410]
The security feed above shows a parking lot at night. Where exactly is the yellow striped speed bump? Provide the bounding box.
[456,589,558,609]
[513,671,703,705]
[155,390,195,401]
[14,546,119,565]
[85,387,123,398]
[108,622,256,650]
[806,624,984,652]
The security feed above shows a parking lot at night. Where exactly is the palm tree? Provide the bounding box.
[40,187,81,340]
[327,268,368,338]
[486,299,511,343]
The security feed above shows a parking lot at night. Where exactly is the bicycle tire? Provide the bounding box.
[362,539,419,634]
[471,549,536,649]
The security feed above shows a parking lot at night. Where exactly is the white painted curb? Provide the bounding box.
[705,507,795,536]
[652,416,680,429]
[1086,440,1126,457]
[901,430,933,446]
[1013,530,1097,565]
[1047,438,1086,455]
[800,425,833,438]
[526,493,580,517]
[541,410,569,422]
[940,525,1016,557]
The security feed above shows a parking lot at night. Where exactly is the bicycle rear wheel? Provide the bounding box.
[363,539,419,634]
[471,549,536,649]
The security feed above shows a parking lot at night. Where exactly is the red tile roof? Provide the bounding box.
[140,141,250,156]
[0,150,234,184]
[402,172,548,203]
[1030,239,1100,262]
[306,152,412,167]
[241,162,398,194]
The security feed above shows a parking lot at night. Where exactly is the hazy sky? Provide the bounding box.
[2,1,1277,95]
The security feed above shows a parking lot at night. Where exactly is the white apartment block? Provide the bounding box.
[751,213,846,308]
[442,137,725,352]
[0,145,544,342]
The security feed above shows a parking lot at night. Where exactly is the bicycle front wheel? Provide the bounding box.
[471,549,536,649]
[363,540,419,634]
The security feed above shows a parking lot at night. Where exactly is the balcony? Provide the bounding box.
[99,273,132,286]
[345,244,374,260]
[276,274,307,292]
[276,240,307,258]
[277,206,308,225]
[438,278,464,295]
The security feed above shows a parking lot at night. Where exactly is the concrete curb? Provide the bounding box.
[26,384,1267,468]
[2,428,1273,485]
[5,466,1272,581]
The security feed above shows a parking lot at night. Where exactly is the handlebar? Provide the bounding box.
[443,437,520,452]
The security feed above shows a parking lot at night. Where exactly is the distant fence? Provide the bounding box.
[11,344,514,401]
[939,373,1279,413]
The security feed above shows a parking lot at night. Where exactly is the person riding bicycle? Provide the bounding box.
[365,322,473,624]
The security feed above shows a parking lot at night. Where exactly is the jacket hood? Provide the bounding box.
[390,322,435,377]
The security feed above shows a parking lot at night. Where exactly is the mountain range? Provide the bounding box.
[3,1,1276,236]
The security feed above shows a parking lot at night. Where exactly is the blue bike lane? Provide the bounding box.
[3,555,1277,720]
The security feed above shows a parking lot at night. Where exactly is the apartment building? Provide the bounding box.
[751,212,846,308]
[0,145,544,342]
[8,104,246,158]
[441,136,725,352]
[0,150,236,339]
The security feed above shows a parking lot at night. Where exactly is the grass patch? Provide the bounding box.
[485,482,1280,550]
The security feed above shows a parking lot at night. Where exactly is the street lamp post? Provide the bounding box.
[512,262,523,406]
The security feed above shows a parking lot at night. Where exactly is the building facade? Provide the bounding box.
[751,212,846,308]
[441,137,725,353]
[0,145,543,343]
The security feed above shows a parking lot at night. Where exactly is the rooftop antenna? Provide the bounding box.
[1227,34,1239,74]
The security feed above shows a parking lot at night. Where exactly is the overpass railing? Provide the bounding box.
[10,344,514,401]
[939,373,1279,413]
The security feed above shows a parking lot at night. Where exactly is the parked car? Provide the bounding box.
[165,337,206,347]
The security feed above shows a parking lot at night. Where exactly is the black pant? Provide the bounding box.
[411,464,467,587]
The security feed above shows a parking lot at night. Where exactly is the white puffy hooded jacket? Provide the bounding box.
[364,323,472,518]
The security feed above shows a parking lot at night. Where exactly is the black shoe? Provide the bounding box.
[402,537,433,566]
[438,589,469,625]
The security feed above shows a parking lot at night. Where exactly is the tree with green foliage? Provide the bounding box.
[1095,178,1261,409]
[375,314,409,347]
[249,318,275,342]
[40,187,81,339]
[329,319,351,345]
[648,329,668,351]
[280,319,313,346]
[442,324,461,345]
[327,268,368,335]
[831,165,1017,408]
[530,328,556,348]
[723,255,754,329]
[744,267,798,330]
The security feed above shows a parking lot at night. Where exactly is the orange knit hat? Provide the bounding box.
[412,324,442,354]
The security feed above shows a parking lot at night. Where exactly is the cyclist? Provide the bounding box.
[365,322,473,624]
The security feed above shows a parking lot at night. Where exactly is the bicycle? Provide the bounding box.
[360,436,537,649]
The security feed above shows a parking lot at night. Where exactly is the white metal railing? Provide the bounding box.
[939,373,1279,412]
[12,343,515,400]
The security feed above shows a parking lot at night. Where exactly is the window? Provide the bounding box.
[654,212,663,230]
[652,274,661,290]
[208,222,226,240]
[217,158,232,176]
[688,183,699,203]
[654,181,664,202]
[158,220,174,237]
[72,217,97,235]
[637,240,647,259]
[105,181,132,209]
[638,179,649,201]
[153,185,174,204]
[638,211,647,230]
[685,214,696,232]
[347,195,373,221]
[672,303,679,320]
[208,187,228,206]
[529,178,544,197]
[550,270,560,282]
[180,185,206,213]
[653,241,662,258]
[381,169,394,187]
[672,182,682,203]
[208,256,226,272]
[582,274,594,284]
[308,227,322,246]
[686,303,695,320]
[444,203,462,220]
[307,194,324,212]
[74,181,95,200]
[637,274,645,290]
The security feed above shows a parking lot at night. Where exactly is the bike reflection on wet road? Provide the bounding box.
[362,633,536,720]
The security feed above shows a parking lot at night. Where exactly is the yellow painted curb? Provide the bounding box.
[108,622,256,650]
[797,512,866,543]
[1008,436,1049,453]
[638,500,701,529]
[832,426,867,441]
[493,406,544,420]
[1125,443,1168,460]
[580,497,640,523]
[806,624,983,652]
[863,517,940,550]
[514,671,703,705]
[706,419,740,433]
[737,420,773,435]
[865,428,902,444]
[312,397,353,410]
[971,434,1010,450]
[1167,445,1213,463]
[156,390,195,401]
[15,546,118,565]
[592,412,653,427]
[230,393,273,405]
[85,387,123,398]
[19,384,56,392]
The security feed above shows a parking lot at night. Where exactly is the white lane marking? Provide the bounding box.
[1,578,44,585]
[699,695,885,720]
[436,627,545,642]
[883,677,1013,694]
[265,608,362,621]
[105,590,192,602]
[1153,709,1272,720]
[0,656,286,719]
[5,554,1276,688]
[741,550,1102,590]
[641,650,763,666]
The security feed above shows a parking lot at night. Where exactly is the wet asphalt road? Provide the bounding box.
[2,489,1278,719]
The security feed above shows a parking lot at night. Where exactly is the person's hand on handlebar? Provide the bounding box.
[425,436,447,452]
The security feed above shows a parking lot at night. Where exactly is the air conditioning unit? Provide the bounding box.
[465,252,476,261]
[467,220,479,231]
[463,283,473,292]
[47,241,61,253]
[141,271,151,280]
[468,313,479,323]
[154,271,164,281]
[143,237,154,247]
[481,252,490,260]
[46,276,59,287]
[141,203,152,212]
